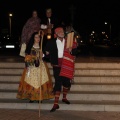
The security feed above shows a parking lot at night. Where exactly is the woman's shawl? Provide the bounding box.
[21,17,41,44]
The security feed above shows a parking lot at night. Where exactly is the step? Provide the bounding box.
[1,83,120,92]
[1,99,120,105]
[0,99,120,111]
[1,81,120,85]
[1,90,120,94]
[1,68,120,76]
[1,62,120,69]
[1,62,120,112]
[0,63,25,68]
[0,92,120,101]
[79,63,120,69]
[1,75,120,84]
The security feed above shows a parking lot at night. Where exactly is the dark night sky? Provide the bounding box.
[0,0,120,39]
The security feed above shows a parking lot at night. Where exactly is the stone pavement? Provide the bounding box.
[0,109,120,120]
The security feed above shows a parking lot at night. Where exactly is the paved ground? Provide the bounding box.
[0,109,120,120]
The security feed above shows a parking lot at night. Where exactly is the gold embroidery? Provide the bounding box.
[24,61,49,89]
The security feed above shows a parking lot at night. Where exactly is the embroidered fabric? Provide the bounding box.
[24,61,49,89]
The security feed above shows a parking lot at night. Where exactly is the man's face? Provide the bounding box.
[56,29,65,38]
[46,11,52,18]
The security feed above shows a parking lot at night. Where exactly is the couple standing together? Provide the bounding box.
[17,8,78,112]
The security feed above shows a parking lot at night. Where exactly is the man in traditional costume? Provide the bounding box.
[44,27,78,112]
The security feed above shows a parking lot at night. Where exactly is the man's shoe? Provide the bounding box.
[50,105,59,112]
[62,99,70,104]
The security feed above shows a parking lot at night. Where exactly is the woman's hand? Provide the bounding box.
[39,50,43,59]
[26,67,30,77]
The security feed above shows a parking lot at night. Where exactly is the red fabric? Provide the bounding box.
[63,87,69,99]
[59,51,75,79]
[54,91,60,105]
[59,38,77,79]
[54,27,63,34]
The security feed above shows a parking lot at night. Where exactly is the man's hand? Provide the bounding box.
[67,47,72,53]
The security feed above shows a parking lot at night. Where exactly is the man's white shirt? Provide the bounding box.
[56,38,65,58]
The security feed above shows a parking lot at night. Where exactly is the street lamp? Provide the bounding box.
[9,13,13,37]
[105,22,111,40]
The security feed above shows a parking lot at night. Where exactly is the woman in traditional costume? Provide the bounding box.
[21,10,41,45]
[19,10,41,57]
[17,32,54,103]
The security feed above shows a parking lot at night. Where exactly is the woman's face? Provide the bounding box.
[34,34,40,43]
[32,11,38,18]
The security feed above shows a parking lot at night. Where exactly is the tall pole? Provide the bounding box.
[9,13,12,37]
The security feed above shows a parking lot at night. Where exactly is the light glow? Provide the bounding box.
[47,34,51,39]
[6,45,15,48]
